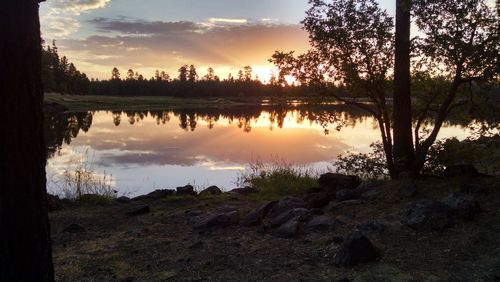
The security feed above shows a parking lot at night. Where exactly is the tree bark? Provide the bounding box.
[0,1,54,281]
[393,0,415,177]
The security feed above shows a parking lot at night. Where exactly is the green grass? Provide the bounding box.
[237,159,319,197]
[44,93,249,112]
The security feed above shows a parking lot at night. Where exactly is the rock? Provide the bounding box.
[267,197,308,219]
[318,173,361,194]
[443,193,480,220]
[405,200,454,231]
[229,187,258,195]
[460,183,486,194]
[269,208,310,228]
[185,210,203,217]
[336,189,360,201]
[147,189,174,199]
[334,231,379,266]
[306,215,336,231]
[217,205,238,213]
[127,205,150,216]
[324,200,366,212]
[355,180,384,192]
[116,196,131,204]
[189,241,204,249]
[242,201,278,226]
[399,182,417,198]
[63,223,85,233]
[176,185,197,196]
[357,221,385,233]
[442,164,480,178]
[331,235,344,244]
[131,195,151,201]
[47,194,62,211]
[199,186,222,196]
[303,192,331,209]
[194,211,239,232]
[305,187,326,194]
[275,217,299,238]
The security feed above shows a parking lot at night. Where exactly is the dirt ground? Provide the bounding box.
[50,177,500,281]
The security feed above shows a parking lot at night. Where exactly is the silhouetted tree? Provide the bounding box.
[188,64,198,83]
[0,0,54,280]
[178,65,188,82]
[111,67,121,80]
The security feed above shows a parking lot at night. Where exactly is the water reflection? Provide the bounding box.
[44,105,473,195]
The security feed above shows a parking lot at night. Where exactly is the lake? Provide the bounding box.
[44,105,474,196]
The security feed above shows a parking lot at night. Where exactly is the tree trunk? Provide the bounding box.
[393,0,415,178]
[0,1,54,281]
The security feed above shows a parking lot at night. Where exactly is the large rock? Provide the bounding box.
[176,185,197,196]
[442,164,480,178]
[229,187,258,195]
[443,193,480,220]
[303,192,332,209]
[267,197,308,220]
[269,208,310,228]
[336,189,360,201]
[242,201,278,226]
[47,194,62,211]
[199,186,222,196]
[147,189,174,199]
[275,217,299,238]
[116,196,131,204]
[334,231,379,266]
[405,200,454,231]
[306,215,336,231]
[194,211,239,232]
[357,221,385,233]
[318,173,361,190]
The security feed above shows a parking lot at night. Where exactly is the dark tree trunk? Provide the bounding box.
[393,0,415,178]
[0,1,54,281]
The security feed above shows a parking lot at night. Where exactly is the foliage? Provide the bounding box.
[236,158,318,196]
[333,142,389,179]
[41,40,90,94]
[49,149,117,200]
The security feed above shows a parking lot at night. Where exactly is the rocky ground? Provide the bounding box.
[49,166,500,281]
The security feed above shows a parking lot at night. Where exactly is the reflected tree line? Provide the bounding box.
[44,103,496,159]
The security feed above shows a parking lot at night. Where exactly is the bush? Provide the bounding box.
[333,142,388,179]
[236,158,318,196]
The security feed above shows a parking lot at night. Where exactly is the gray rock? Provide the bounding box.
[199,186,222,196]
[116,196,131,204]
[194,211,239,232]
[318,173,361,192]
[443,193,480,220]
[242,201,278,226]
[336,189,360,201]
[306,215,336,231]
[131,195,152,201]
[185,210,203,217]
[228,187,258,194]
[360,189,382,200]
[405,200,454,231]
[357,221,385,233]
[267,197,308,220]
[275,217,299,238]
[324,200,366,212]
[176,185,197,196]
[147,189,174,199]
[63,223,85,233]
[303,192,331,209]
[334,231,379,266]
[399,182,417,198]
[269,208,310,228]
[127,205,150,216]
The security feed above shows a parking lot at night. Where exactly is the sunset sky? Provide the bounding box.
[40,0,395,82]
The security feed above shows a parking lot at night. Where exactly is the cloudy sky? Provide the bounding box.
[40,0,395,81]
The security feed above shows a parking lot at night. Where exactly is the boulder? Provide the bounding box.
[318,173,361,193]
[47,194,62,211]
[116,196,131,204]
[269,208,310,228]
[131,195,151,201]
[334,231,379,266]
[442,164,480,178]
[194,211,239,232]
[275,217,299,238]
[176,185,197,196]
[242,201,278,226]
[360,189,382,200]
[267,197,308,220]
[399,182,417,198]
[127,205,150,216]
[357,221,385,233]
[336,189,360,201]
[199,186,223,196]
[229,187,258,195]
[303,192,331,209]
[147,189,174,199]
[405,200,454,231]
[63,223,85,233]
[185,210,203,217]
[443,193,480,220]
[306,215,336,231]
[460,183,486,194]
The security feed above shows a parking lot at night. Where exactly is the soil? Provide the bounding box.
[50,177,500,281]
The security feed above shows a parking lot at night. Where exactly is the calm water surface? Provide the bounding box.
[45,106,473,196]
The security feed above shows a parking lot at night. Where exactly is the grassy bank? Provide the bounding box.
[44,93,252,112]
